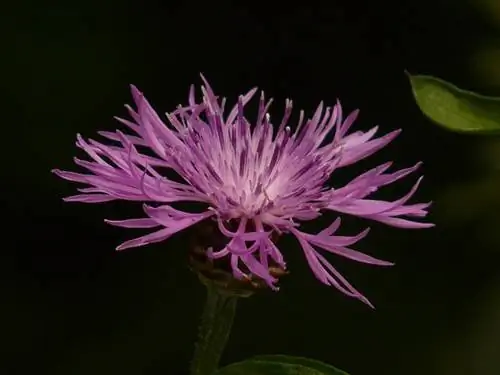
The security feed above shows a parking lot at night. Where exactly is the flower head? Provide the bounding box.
[53,75,433,306]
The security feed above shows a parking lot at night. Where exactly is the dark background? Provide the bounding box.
[3,1,500,374]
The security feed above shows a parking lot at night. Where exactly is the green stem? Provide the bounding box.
[190,281,238,375]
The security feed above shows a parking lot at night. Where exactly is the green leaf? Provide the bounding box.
[408,73,500,134]
[214,355,349,375]
[251,356,349,375]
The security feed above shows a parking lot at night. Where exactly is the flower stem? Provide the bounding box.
[190,280,238,375]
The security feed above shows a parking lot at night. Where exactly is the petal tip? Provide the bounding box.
[359,295,375,309]
[116,242,132,251]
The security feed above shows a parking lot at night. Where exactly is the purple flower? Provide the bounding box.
[53,75,433,306]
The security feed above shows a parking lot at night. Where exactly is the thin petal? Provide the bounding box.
[116,227,178,251]
[105,218,160,228]
[63,194,116,203]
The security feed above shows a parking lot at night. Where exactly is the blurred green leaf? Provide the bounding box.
[251,356,349,375]
[215,355,349,375]
[408,74,500,134]
[436,175,500,223]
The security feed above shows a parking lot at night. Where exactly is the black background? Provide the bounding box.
[3,1,500,374]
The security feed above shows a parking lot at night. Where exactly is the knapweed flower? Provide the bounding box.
[53,75,432,306]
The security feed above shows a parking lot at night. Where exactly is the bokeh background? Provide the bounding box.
[3,0,500,374]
